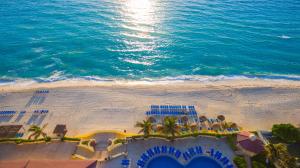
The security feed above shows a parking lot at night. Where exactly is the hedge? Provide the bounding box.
[233,156,247,168]
[129,132,236,141]
[61,137,81,141]
[0,136,80,144]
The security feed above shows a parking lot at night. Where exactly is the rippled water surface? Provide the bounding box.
[0,0,300,82]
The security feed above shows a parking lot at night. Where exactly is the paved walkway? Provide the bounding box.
[0,141,77,160]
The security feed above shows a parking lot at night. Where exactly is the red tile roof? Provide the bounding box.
[0,160,97,168]
[237,131,265,154]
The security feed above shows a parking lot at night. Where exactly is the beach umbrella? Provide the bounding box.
[211,123,221,131]
[217,115,225,122]
[230,123,238,129]
[199,115,207,123]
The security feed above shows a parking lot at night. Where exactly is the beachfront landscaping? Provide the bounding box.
[267,124,300,167]
[134,114,240,141]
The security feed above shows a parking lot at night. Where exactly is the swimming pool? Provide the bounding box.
[147,156,222,168]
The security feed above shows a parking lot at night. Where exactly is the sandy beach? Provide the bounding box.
[0,79,300,136]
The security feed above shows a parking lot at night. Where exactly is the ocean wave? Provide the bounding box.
[122,58,154,66]
[1,74,300,87]
[278,35,291,39]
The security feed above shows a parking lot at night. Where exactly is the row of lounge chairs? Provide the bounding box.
[137,146,233,168]
[146,111,197,116]
[0,111,16,122]
[33,110,49,113]
[27,109,49,125]
[147,105,198,117]
[26,90,49,107]
[14,111,26,122]
[182,146,233,168]
[35,90,49,94]
[137,146,182,168]
[150,105,196,112]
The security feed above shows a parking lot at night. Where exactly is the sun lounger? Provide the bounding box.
[188,148,196,157]
[214,151,222,160]
[161,146,167,153]
[153,146,161,154]
[137,160,145,168]
[195,146,203,155]
[141,153,149,162]
[183,152,191,161]
[146,149,154,157]
[174,150,181,159]
[168,146,175,155]
[121,159,130,167]
[220,156,230,165]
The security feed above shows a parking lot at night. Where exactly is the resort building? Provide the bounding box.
[236,131,264,157]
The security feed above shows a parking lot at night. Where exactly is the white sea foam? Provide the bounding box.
[279,35,291,39]
[1,74,300,88]
[32,47,44,53]
[122,58,154,66]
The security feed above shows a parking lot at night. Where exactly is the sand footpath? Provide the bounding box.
[0,79,300,136]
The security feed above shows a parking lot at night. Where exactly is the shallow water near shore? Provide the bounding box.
[1,0,300,84]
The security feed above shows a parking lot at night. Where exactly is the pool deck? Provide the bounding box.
[102,136,236,168]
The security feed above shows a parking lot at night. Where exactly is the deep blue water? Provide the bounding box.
[0,0,300,83]
[147,156,222,168]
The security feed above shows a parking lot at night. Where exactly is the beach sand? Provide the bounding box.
[0,79,300,136]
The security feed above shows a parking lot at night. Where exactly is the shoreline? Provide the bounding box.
[1,78,300,93]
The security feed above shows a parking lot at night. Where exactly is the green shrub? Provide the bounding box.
[252,161,266,168]
[44,137,51,142]
[233,156,247,168]
[81,140,89,145]
[61,137,81,141]
[226,134,237,151]
[114,138,126,144]
[62,137,81,141]
[272,124,300,143]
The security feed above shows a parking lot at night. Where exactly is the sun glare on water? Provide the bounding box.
[123,0,155,26]
[117,0,163,64]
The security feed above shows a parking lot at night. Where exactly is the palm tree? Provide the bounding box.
[183,122,191,133]
[135,119,152,137]
[199,115,207,123]
[190,124,198,133]
[161,117,180,141]
[181,116,190,132]
[265,143,297,168]
[28,124,48,140]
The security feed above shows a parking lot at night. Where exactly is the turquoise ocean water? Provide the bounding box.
[0,0,300,84]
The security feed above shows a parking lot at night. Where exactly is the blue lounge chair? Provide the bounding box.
[168,146,175,155]
[183,152,191,161]
[141,153,149,162]
[146,148,154,157]
[121,159,130,167]
[195,146,203,155]
[188,148,196,157]
[220,156,230,165]
[153,146,161,154]
[210,148,214,157]
[137,159,145,168]
[161,146,167,153]
[174,150,181,159]
[214,151,222,160]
